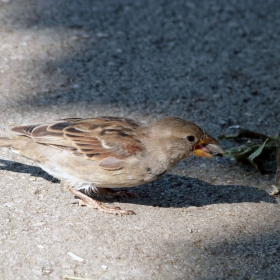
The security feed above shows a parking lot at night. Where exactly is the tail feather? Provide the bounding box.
[0,137,12,148]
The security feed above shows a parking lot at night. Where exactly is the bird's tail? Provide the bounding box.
[0,137,12,148]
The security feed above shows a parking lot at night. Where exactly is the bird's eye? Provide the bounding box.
[187,135,195,142]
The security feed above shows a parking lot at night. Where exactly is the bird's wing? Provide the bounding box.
[12,117,143,170]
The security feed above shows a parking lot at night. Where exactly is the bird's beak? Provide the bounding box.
[194,135,224,158]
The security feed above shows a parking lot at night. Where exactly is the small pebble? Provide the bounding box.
[68,252,85,263]
[228,125,240,129]
[4,202,14,207]
[269,185,279,196]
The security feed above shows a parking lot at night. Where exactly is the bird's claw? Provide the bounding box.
[78,198,135,215]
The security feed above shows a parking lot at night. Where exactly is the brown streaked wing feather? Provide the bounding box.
[63,117,143,162]
[11,118,83,137]
[12,120,78,146]
[12,117,143,169]
[47,119,81,132]
[98,156,125,170]
[12,124,40,136]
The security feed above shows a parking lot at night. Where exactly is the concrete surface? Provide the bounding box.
[0,0,280,279]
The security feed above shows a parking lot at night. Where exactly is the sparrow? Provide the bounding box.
[0,116,224,215]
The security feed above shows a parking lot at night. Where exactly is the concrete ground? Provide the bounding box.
[0,0,280,279]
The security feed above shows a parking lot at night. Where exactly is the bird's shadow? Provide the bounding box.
[0,159,277,207]
[0,159,59,183]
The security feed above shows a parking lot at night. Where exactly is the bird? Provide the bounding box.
[0,116,224,215]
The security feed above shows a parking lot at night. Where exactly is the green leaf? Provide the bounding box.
[219,130,274,142]
[274,134,280,143]
[247,139,269,171]
[220,128,280,175]
[223,143,259,163]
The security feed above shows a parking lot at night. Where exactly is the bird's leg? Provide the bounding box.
[68,188,135,215]
[97,188,140,198]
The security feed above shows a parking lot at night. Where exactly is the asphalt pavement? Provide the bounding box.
[0,0,280,279]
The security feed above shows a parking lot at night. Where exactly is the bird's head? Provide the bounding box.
[148,117,224,160]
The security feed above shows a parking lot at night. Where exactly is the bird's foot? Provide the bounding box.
[69,188,135,215]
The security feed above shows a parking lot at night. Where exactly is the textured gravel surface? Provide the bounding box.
[0,0,280,279]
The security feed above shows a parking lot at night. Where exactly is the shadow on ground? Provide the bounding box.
[0,159,59,183]
[2,0,280,130]
[162,231,280,279]
[0,159,276,208]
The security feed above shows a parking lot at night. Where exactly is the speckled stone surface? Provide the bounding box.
[0,0,280,279]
